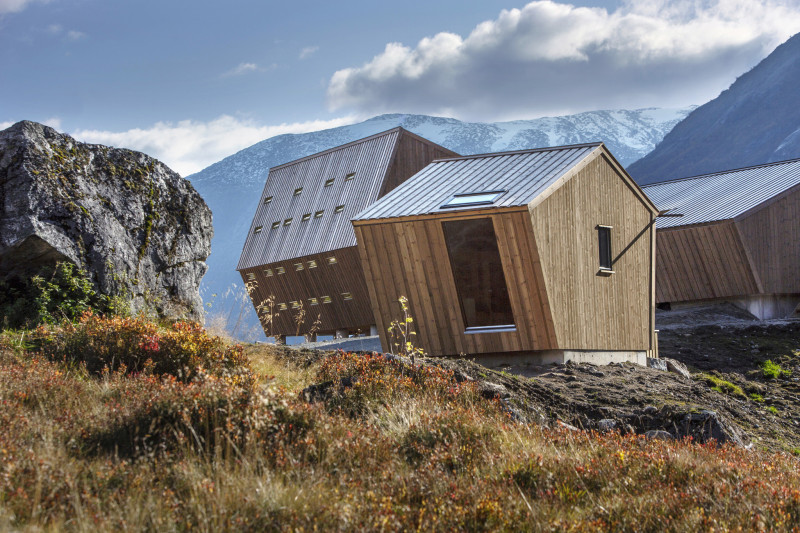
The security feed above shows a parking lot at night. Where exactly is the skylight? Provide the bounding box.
[440,190,505,209]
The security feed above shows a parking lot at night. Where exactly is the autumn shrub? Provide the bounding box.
[315,350,490,417]
[34,311,252,386]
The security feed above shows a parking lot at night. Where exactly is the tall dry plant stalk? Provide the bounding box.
[306,313,322,343]
[387,295,425,366]
[293,300,306,338]
[245,280,280,340]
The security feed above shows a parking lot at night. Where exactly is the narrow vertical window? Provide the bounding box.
[442,218,515,331]
[598,225,613,272]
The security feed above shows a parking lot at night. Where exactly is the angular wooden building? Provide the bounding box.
[643,158,800,319]
[237,128,458,338]
[352,143,660,365]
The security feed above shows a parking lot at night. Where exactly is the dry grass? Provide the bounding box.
[1,323,800,531]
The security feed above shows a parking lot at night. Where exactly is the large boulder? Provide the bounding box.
[0,121,212,321]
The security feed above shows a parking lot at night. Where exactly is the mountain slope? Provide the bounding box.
[628,33,800,184]
[188,108,693,340]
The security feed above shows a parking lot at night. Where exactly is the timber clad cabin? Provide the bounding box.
[643,158,800,319]
[237,128,458,338]
[352,142,660,365]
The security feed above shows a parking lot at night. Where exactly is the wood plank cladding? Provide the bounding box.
[379,130,459,198]
[735,185,800,295]
[238,246,373,336]
[354,212,558,356]
[654,221,759,304]
[528,154,654,351]
[237,128,458,338]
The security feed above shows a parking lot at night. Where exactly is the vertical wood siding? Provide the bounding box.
[735,185,800,295]
[355,211,558,357]
[528,154,653,351]
[238,246,373,337]
[654,222,759,303]
[379,132,459,198]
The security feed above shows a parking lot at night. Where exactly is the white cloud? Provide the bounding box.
[0,121,13,130]
[299,46,319,59]
[43,116,61,129]
[0,0,49,14]
[45,24,86,40]
[222,62,260,77]
[327,0,800,120]
[72,115,358,176]
[66,30,85,40]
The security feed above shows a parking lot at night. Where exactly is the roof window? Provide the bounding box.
[324,178,335,187]
[283,218,292,226]
[271,221,280,229]
[293,187,303,196]
[263,196,273,204]
[344,172,355,181]
[253,226,263,234]
[334,205,345,213]
[302,213,311,221]
[314,210,324,218]
[440,190,505,209]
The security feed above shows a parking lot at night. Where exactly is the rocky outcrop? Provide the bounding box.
[0,121,212,321]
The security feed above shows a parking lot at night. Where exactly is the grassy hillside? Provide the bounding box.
[1,314,800,531]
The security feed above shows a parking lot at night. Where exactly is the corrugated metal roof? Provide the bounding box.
[237,129,401,270]
[642,158,800,229]
[352,143,602,221]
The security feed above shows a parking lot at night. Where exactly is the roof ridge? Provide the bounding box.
[430,141,604,163]
[269,127,405,171]
[641,157,800,188]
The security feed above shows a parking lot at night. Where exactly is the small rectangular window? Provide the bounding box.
[334,205,345,213]
[253,226,263,234]
[246,273,255,281]
[302,213,311,221]
[308,297,319,306]
[290,301,300,309]
[344,172,355,181]
[263,196,273,204]
[293,187,303,196]
[341,292,353,301]
[278,303,288,311]
[264,269,273,277]
[598,225,613,271]
[307,260,318,269]
[327,256,337,265]
[271,221,280,229]
[283,218,292,226]
[324,178,335,187]
[294,263,304,271]
[441,190,505,209]
[321,295,332,304]
[276,266,286,275]
[314,210,324,218]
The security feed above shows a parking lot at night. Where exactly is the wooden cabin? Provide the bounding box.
[352,143,660,365]
[237,128,458,339]
[642,158,800,319]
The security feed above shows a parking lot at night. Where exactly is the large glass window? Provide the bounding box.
[442,218,515,330]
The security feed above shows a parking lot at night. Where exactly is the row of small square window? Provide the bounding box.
[260,172,356,206]
[275,292,354,311]
[253,206,345,234]
[245,257,338,281]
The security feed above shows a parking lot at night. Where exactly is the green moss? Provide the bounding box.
[761,359,789,380]
[695,373,746,399]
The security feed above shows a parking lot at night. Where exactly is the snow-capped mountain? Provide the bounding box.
[187,108,694,340]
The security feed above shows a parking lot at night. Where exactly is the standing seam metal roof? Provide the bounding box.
[237,129,401,270]
[641,158,800,229]
[352,143,602,221]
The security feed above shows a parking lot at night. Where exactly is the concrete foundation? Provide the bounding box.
[729,295,800,320]
[471,349,648,369]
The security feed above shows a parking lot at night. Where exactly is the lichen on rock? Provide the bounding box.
[0,120,213,321]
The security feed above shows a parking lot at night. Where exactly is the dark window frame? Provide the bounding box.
[597,225,613,274]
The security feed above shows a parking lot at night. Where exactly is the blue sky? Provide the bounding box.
[2,0,800,175]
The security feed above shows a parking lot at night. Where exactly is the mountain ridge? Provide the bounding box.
[188,108,694,340]
[628,33,800,184]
